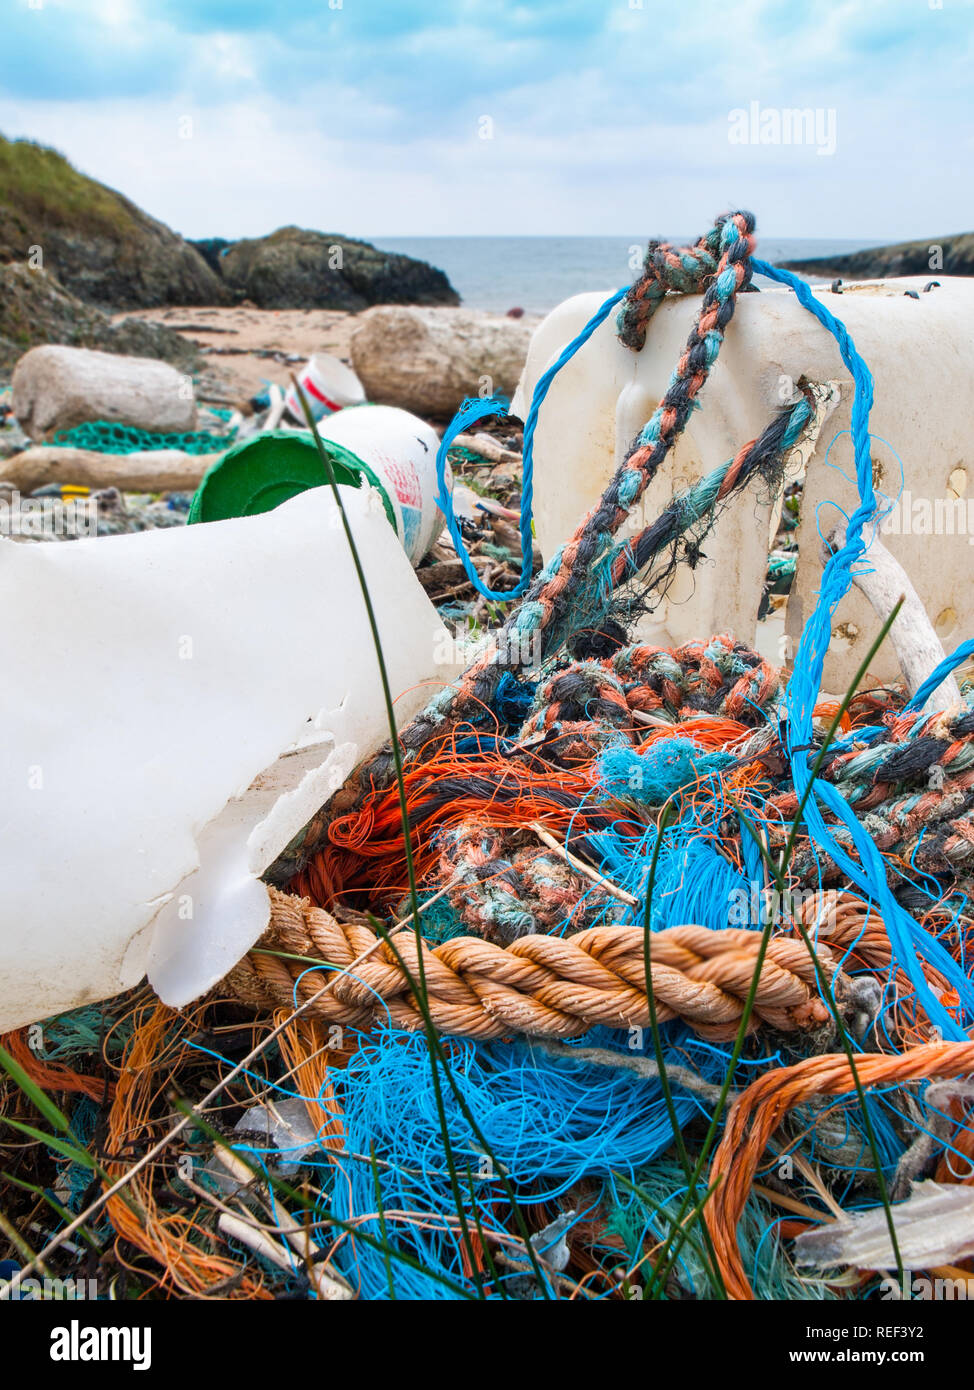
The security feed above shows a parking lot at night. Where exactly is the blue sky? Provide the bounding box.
[0,0,971,240]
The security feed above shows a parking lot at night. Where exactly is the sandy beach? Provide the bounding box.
[119,305,359,405]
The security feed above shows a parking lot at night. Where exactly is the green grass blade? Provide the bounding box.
[0,1043,78,1136]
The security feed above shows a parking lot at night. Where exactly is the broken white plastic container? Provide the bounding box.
[513,275,974,690]
[0,485,463,1032]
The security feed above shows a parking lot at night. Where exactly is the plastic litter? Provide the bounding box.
[0,484,463,1031]
[283,353,365,424]
[188,404,448,564]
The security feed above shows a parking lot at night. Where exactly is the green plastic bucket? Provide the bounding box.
[186,430,398,531]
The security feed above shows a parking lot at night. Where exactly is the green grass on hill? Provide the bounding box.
[0,135,142,246]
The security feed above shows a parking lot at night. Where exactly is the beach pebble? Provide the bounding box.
[12,344,197,443]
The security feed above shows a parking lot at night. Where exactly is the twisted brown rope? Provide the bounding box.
[223,889,846,1042]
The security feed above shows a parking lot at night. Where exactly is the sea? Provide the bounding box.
[371,236,880,315]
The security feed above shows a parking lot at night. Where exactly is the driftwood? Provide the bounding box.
[825,524,961,713]
[0,446,224,495]
[450,431,521,466]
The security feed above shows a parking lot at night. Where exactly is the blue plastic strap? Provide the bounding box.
[433,286,628,601]
[904,639,974,715]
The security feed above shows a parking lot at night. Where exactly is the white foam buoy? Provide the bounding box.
[0,486,463,1032]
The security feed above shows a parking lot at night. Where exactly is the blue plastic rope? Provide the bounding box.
[904,638,974,714]
[434,287,629,601]
[753,257,974,1039]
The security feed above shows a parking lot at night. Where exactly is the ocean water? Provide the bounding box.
[371,236,880,315]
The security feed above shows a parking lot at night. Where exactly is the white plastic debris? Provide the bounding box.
[205,1099,321,1195]
[514,275,974,690]
[283,353,365,425]
[794,1180,974,1271]
[0,485,462,1031]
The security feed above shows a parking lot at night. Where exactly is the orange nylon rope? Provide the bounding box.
[706,1041,974,1299]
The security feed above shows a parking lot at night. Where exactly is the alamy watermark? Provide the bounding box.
[879,489,974,544]
[0,489,99,539]
[49,1319,151,1370]
[433,621,542,670]
[727,884,834,928]
[1,1275,99,1301]
[880,1270,974,1300]
[728,101,837,156]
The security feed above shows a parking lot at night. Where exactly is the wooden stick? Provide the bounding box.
[631,709,677,729]
[0,445,224,495]
[205,1153,352,1300]
[825,524,961,714]
[526,820,638,906]
[449,431,521,466]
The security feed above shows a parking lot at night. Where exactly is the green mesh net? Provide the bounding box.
[446,445,493,469]
[51,419,238,456]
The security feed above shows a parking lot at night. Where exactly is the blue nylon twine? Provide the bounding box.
[434,287,628,600]
[753,258,974,1038]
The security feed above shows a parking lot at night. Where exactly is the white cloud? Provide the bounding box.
[1,0,971,239]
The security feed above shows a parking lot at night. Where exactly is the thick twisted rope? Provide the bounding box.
[705,1041,974,1299]
[770,703,974,877]
[462,210,756,689]
[813,705,974,800]
[616,224,723,352]
[224,888,845,1042]
[607,388,820,590]
[527,634,781,733]
[527,386,829,680]
[516,634,781,769]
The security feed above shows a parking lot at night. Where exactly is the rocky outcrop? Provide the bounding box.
[217,226,459,311]
[0,263,198,372]
[189,238,234,277]
[783,232,974,280]
[1,137,458,314]
[350,306,534,418]
[0,135,229,309]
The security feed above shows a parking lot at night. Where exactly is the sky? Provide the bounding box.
[0,0,971,242]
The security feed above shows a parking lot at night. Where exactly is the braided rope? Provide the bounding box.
[517,634,781,768]
[769,706,974,876]
[607,391,815,589]
[706,1041,974,1299]
[796,890,957,1022]
[271,212,759,877]
[437,819,610,944]
[224,888,845,1042]
[818,706,974,796]
[616,224,723,352]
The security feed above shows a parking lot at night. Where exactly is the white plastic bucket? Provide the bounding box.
[284,353,366,423]
[316,404,450,564]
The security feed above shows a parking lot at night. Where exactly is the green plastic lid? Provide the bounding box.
[186,429,398,531]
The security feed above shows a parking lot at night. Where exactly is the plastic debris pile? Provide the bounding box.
[4,211,974,1304]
